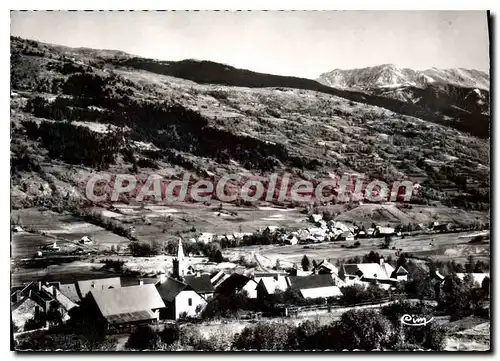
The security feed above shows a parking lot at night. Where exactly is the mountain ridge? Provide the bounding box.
[317,64,489,91]
[10,36,490,213]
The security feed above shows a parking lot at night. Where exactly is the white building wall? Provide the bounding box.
[242,281,258,298]
[174,290,206,319]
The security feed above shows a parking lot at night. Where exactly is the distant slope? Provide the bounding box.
[10,37,490,138]
[317,64,489,91]
[9,36,490,213]
[317,64,490,138]
[104,57,487,138]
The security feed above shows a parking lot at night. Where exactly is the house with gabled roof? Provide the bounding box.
[11,281,78,332]
[256,274,289,298]
[89,284,165,327]
[58,277,122,303]
[211,271,230,289]
[342,258,407,289]
[287,274,343,299]
[312,259,339,275]
[155,274,214,320]
[374,226,396,237]
[198,232,214,244]
[213,272,258,299]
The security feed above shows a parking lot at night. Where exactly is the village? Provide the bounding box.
[11,209,491,350]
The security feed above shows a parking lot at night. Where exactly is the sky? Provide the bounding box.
[10,11,490,79]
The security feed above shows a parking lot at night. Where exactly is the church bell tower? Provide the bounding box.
[173,238,186,279]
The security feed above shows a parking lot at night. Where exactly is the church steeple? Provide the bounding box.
[173,238,186,279]
[177,238,185,262]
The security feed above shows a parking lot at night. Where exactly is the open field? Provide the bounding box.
[10,253,216,287]
[11,202,489,286]
[333,202,488,227]
[12,201,489,251]
[11,204,307,257]
[443,316,490,351]
[225,230,490,268]
[101,202,307,241]
[11,208,131,259]
[101,202,489,239]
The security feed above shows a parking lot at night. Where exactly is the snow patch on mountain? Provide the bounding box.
[317,65,489,91]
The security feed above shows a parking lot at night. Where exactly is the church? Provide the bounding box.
[155,239,214,320]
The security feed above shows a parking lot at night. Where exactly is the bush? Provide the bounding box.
[204,326,233,351]
[159,324,180,346]
[177,325,210,350]
[439,273,487,320]
[469,235,485,244]
[288,319,323,350]
[202,293,256,319]
[381,299,432,327]
[337,309,394,350]
[339,284,388,305]
[128,241,161,257]
[407,323,447,351]
[125,325,159,350]
[15,332,118,351]
[232,322,294,350]
[301,255,310,271]
[404,262,437,300]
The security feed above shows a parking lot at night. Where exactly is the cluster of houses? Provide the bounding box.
[13,239,405,333]
[190,215,397,247]
[12,237,490,334]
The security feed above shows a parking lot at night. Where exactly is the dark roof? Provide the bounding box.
[184,274,214,293]
[156,275,214,302]
[314,260,337,273]
[156,277,187,302]
[391,266,409,278]
[216,273,251,294]
[211,271,228,287]
[59,283,81,303]
[287,274,335,290]
[343,264,361,276]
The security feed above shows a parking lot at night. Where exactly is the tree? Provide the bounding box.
[301,255,310,271]
[396,254,407,269]
[337,309,393,350]
[439,273,482,320]
[11,321,19,334]
[289,319,321,350]
[233,322,294,350]
[363,251,381,263]
[159,324,180,346]
[126,325,160,350]
[380,235,392,249]
[339,284,387,305]
[177,325,210,350]
[45,304,64,326]
[212,249,225,263]
[128,241,159,257]
[482,276,490,298]
[338,264,345,280]
[404,262,435,300]
[465,255,476,273]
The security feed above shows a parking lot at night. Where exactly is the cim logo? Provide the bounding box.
[400,314,434,327]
